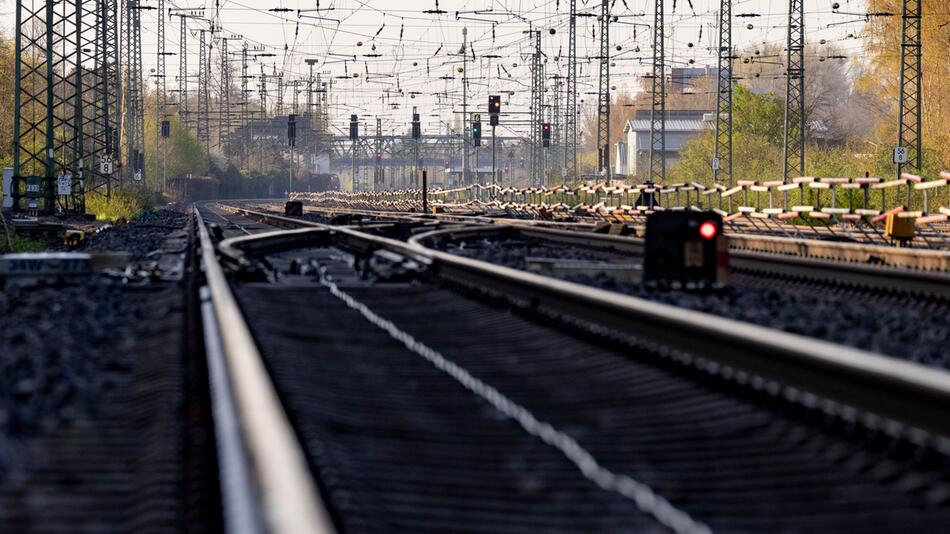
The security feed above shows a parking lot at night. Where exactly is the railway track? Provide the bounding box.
[196,202,950,533]
[212,203,950,366]
[234,199,950,271]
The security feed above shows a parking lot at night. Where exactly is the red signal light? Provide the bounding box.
[699,221,718,240]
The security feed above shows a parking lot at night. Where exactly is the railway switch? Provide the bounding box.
[644,211,728,287]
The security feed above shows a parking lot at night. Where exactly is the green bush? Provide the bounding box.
[85,187,155,221]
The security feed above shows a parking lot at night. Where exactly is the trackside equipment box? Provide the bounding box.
[644,211,728,286]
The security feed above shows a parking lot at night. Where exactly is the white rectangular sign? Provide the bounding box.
[58,175,72,196]
[893,146,908,164]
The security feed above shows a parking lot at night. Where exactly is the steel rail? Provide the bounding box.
[217,201,950,298]
[194,208,336,534]
[408,224,950,299]
[213,219,950,450]
[229,201,950,271]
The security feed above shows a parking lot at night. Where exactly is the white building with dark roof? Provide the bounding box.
[622,109,713,178]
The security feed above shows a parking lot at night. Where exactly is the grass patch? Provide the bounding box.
[0,231,46,253]
[86,187,155,222]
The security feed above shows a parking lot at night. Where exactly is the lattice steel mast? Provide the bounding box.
[782,0,805,182]
[597,0,610,182]
[240,43,250,168]
[219,34,240,156]
[897,0,922,180]
[649,0,666,184]
[197,28,211,159]
[13,0,87,213]
[86,0,120,200]
[461,27,469,185]
[156,0,166,116]
[529,29,544,187]
[124,0,146,183]
[178,14,188,124]
[713,1,733,186]
[566,0,578,181]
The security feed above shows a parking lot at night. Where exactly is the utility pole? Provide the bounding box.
[529,29,543,187]
[198,28,211,162]
[157,0,168,193]
[276,72,284,117]
[552,75,561,182]
[597,0,611,184]
[124,0,146,185]
[783,0,805,183]
[375,117,382,191]
[170,8,208,135]
[350,114,359,191]
[461,27,469,185]
[94,0,121,200]
[566,0,578,181]
[219,34,239,158]
[713,1,733,186]
[240,44,250,169]
[177,14,188,127]
[258,65,267,172]
[649,0,666,185]
[896,0,922,182]
[157,1,166,114]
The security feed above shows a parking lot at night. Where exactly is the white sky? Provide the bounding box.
[6,0,872,138]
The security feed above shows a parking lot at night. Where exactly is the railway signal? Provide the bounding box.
[488,95,501,192]
[349,114,359,140]
[489,95,501,126]
[542,123,551,147]
[472,117,482,147]
[643,212,728,287]
[288,114,297,147]
[412,112,421,140]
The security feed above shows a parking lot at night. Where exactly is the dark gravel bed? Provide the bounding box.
[0,281,191,531]
[0,212,219,531]
[438,238,950,368]
[442,238,632,269]
[78,209,188,261]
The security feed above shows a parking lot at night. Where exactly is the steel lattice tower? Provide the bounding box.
[461,27,469,185]
[292,80,301,115]
[197,29,211,158]
[259,67,268,115]
[83,0,120,200]
[552,74,561,180]
[713,1,733,186]
[13,0,87,212]
[157,0,166,116]
[220,35,240,156]
[783,0,805,182]
[124,0,146,182]
[565,0,578,181]
[649,0,666,184]
[897,0,922,179]
[276,73,284,117]
[529,30,544,187]
[240,43,250,168]
[178,16,188,124]
[597,0,610,182]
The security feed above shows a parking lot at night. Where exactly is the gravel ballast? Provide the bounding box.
[438,238,950,368]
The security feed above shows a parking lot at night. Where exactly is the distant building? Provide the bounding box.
[623,109,713,177]
[670,66,717,93]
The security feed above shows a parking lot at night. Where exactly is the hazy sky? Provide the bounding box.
[7,0,871,137]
